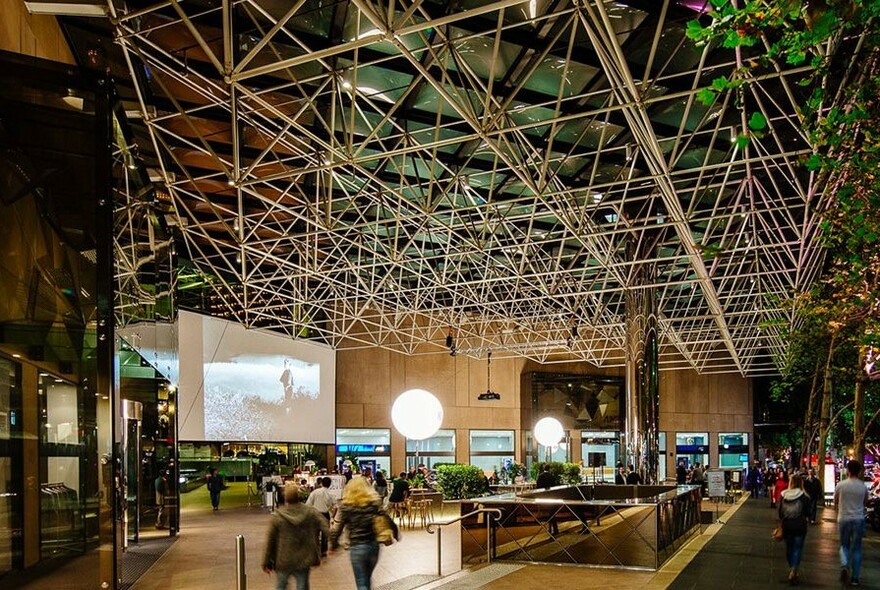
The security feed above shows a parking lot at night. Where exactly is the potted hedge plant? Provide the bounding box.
[435,464,488,500]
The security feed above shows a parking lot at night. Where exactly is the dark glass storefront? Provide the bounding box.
[0,50,118,587]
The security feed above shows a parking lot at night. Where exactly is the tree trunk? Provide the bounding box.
[801,358,822,467]
[816,334,837,506]
[853,346,866,464]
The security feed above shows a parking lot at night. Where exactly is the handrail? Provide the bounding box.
[425,507,503,577]
[425,507,502,534]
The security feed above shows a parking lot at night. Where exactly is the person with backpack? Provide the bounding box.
[778,473,811,585]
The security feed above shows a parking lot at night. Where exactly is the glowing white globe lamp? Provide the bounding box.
[391,388,444,440]
[533,417,564,448]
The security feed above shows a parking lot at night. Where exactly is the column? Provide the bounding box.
[624,242,659,484]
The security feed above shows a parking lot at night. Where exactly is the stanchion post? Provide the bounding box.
[436,527,442,577]
[486,515,491,564]
[236,534,247,590]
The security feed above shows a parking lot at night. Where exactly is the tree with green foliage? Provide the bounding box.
[687,1,880,487]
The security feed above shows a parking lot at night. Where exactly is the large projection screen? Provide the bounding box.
[178,311,336,443]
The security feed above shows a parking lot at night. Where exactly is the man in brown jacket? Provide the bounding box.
[262,485,329,590]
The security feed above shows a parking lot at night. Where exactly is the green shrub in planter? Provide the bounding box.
[529,461,582,486]
[435,464,487,500]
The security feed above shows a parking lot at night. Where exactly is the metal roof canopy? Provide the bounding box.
[97,0,833,376]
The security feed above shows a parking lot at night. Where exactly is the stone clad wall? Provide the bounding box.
[0,2,74,64]
[337,347,753,476]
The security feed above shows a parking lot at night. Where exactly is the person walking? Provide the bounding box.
[773,469,789,510]
[778,473,811,585]
[262,485,329,590]
[329,477,395,590]
[835,460,868,586]
[207,468,223,511]
[676,460,687,485]
[803,468,822,524]
[305,476,336,557]
[373,470,389,505]
[154,470,168,528]
[767,467,778,507]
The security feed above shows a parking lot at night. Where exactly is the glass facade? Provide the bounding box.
[0,52,119,586]
[406,429,455,470]
[526,373,624,470]
[39,374,87,559]
[675,432,709,470]
[336,428,391,476]
[718,432,749,468]
[469,430,514,474]
[0,358,22,575]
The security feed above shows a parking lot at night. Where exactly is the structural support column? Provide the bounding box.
[624,242,659,484]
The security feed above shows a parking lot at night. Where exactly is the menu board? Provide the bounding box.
[707,470,726,498]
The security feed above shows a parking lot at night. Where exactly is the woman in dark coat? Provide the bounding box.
[778,474,812,585]
[262,485,329,590]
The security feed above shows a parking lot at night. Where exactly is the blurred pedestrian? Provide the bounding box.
[262,485,329,590]
[329,477,395,590]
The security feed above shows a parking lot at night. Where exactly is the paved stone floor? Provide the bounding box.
[667,495,880,589]
[14,487,880,589]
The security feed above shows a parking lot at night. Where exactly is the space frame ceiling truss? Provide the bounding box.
[106,0,835,375]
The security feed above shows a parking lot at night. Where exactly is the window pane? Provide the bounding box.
[336,428,391,445]
[470,455,513,474]
[406,429,454,452]
[469,430,514,452]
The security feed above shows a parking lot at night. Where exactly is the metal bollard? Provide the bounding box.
[436,526,442,577]
[236,534,247,590]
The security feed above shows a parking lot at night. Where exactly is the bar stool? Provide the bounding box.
[408,497,433,528]
[389,500,408,526]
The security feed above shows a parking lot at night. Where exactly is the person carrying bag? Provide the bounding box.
[777,473,811,586]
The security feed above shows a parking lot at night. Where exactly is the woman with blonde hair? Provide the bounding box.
[329,476,396,590]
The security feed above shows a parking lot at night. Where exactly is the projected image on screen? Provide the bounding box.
[204,355,320,439]
[178,311,336,443]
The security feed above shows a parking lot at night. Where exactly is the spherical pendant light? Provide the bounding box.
[533,416,564,447]
[391,389,443,440]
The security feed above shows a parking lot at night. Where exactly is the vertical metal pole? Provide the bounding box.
[236,535,247,590]
[436,527,442,577]
[486,516,492,564]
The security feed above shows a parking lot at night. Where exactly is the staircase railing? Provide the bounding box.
[425,507,502,577]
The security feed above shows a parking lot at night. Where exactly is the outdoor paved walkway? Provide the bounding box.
[667,494,880,589]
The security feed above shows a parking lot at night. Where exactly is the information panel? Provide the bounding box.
[707,470,726,498]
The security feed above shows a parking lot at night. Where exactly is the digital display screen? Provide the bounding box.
[177,311,336,443]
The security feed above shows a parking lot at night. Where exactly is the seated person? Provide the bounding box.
[389,472,411,504]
